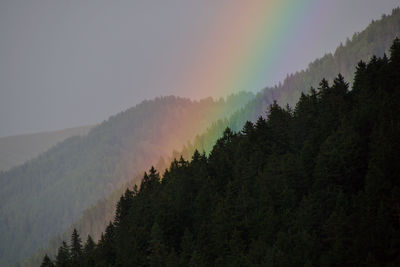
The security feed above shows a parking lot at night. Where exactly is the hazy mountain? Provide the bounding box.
[48,39,400,266]
[0,126,92,172]
[183,7,400,154]
[21,7,400,267]
[0,93,253,266]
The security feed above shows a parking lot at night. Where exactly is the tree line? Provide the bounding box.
[42,39,400,266]
[23,9,400,266]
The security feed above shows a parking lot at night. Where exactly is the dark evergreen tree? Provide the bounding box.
[82,235,96,267]
[96,223,116,267]
[40,254,54,267]
[55,242,70,267]
[70,229,82,266]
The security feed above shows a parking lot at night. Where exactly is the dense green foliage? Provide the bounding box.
[23,8,400,267]
[0,93,253,266]
[45,40,400,266]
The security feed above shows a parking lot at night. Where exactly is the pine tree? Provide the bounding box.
[114,189,134,226]
[40,254,54,267]
[97,223,116,267]
[191,149,201,162]
[55,241,71,267]
[241,121,255,136]
[70,229,82,266]
[83,235,96,267]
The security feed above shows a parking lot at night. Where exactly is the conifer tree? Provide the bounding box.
[70,229,82,266]
[97,223,116,267]
[40,254,54,267]
[83,235,96,267]
[55,241,71,267]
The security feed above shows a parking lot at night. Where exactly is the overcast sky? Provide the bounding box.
[0,0,398,137]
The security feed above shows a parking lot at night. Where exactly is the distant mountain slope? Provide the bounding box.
[184,7,400,153]
[267,7,400,107]
[0,93,253,266]
[174,8,400,159]
[22,7,400,267]
[0,126,92,172]
[50,39,400,266]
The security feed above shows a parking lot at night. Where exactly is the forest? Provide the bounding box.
[42,39,400,267]
[20,8,400,267]
[0,92,254,266]
[180,7,400,157]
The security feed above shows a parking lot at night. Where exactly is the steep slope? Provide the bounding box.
[182,7,400,155]
[0,126,92,172]
[150,8,400,161]
[0,93,253,266]
[49,39,400,266]
[269,7,400,107]
[22,7,400,267]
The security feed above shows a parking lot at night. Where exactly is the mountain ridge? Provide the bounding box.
[0,93,254,266]
[20,7,400,267]
[0,125,93,172]
[47,38,400,266]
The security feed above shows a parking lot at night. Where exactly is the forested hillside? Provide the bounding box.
[0,126,92,172]
[46,39,400,267]
[22,7,400,267]
[269,7,400,107]
[180,7,400,156]
[0,92,253,266]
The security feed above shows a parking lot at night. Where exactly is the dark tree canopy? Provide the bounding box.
[24,10,400,267]
[49,39,400,266]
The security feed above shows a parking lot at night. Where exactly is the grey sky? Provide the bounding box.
[0,0,398,137]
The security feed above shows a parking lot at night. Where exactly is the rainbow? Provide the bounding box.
[137,0,326,163]
[176,0,316,100]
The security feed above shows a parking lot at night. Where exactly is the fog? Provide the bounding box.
[0,0,398,136]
